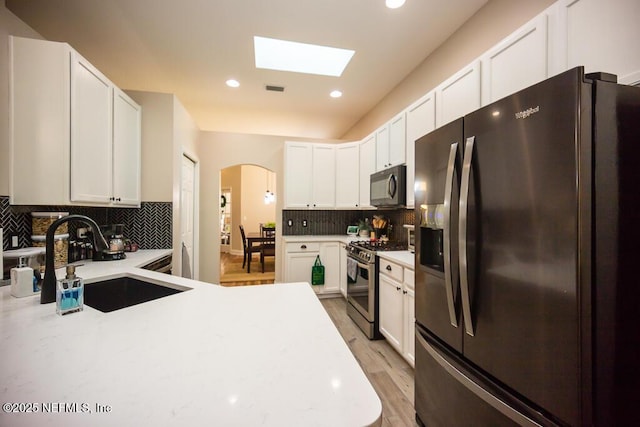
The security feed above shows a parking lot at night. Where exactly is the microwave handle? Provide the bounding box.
[387,174,397,198]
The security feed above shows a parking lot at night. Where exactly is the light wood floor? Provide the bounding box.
[220,252,275,286]
[321,297,418,427]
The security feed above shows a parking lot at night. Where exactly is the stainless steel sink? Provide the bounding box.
[84,277,186,313]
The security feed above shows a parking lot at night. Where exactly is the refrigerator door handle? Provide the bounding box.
[444,142,459,327]
[460,136,475,336]
[416,331,543,427]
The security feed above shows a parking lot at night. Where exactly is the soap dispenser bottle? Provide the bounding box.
[56,265,84,315]
[10,256,37,298]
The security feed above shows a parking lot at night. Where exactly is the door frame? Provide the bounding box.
[180,151,199,280]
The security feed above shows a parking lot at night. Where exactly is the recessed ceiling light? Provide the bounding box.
[226,79,240,88]
[330,90,343,98]
[386,0,406,9]
[254,36,355,77]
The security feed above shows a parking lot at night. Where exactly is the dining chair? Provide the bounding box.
[239,225,260,270]
[259,225,276,273]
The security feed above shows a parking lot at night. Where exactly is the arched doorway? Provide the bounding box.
[219,164,276,285]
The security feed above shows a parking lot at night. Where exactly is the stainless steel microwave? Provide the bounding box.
[370,165,406,207]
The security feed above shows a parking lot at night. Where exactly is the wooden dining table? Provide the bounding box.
[246,232,276,273]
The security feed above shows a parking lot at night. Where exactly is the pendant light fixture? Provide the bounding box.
[264,169,275,204]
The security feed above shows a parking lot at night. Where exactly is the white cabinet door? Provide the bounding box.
[388,112,406,167]
[284,142,313,208]
[311,145,336,208]
[405,91,436,209]
[359,134,376,208]
[10,36,71,205]
[339,243,347,297]
[404,285,415,367]
[436,61,481,128]
[113,88,141,206]
[70,51,113,204]
[319,242,341,294]
[403,268,415,368]
[375,125,390,171]
[558,0,640,85]
[285,251,318,284]
[480,14,549,106]
[379,274,403,353]
[335,143,360,208]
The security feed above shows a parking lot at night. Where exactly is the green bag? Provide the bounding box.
[311,255,325,286]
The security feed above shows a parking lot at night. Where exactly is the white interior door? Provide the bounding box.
[181,155,196,279]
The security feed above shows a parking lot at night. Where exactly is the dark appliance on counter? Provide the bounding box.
[414,67,640,426]
[346,240,407,340]
[370,164,406,208]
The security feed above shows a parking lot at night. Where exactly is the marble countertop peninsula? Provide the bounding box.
[0,250,382,426]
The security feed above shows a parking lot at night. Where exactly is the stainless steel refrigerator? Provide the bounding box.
[414,67,640,426]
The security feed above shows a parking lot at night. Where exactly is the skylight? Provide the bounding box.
[254,36,355,77]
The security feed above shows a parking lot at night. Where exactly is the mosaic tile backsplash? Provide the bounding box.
[282,209,415,243]
[1,196,172,251]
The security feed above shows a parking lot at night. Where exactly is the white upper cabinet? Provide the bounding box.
[556,0,640,85]
[436,61,481,128]
[112,88,142,206]
[9,36,141,207]
[375,124,390,171]
[359,134,376,208]
[335,142,360,208]
[405,91,436,209]
[311,144,336,208]
[284,142,313,208]
[376,113,406,171]
[70,51,114,204]
[480,14,550,106]
[388,112,406,167]
[284,142,336,209]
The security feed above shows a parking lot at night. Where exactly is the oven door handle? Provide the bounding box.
[348,257,373,271]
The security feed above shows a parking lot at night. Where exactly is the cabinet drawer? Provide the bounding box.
[404,268,415,290]
[285,242,320,253]
[380,259,403,282]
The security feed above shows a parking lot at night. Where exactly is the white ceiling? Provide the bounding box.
[7,0,488,139]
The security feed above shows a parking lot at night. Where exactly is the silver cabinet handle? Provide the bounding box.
[444,141,459,328]
[459,136,475,336]
[416,332,542,427]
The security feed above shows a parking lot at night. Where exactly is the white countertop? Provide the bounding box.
[0,250,381,427]
[377,250,415,270]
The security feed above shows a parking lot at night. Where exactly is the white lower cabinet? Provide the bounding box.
[378,258,415,367]
[284,241,342,297]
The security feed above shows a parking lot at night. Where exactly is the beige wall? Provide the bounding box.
[198,132,285,284]
[221,165,243,253]
[342,0,557,140]
[126,91,174,202]
[126,90,200,277]
[0,6,43,196]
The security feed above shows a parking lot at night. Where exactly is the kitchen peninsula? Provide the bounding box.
[0,250,382,427]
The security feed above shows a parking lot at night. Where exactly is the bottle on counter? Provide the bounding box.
[56,265,84,316]
[10,256,38,298]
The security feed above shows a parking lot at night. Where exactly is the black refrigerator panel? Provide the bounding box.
[460,68,585,426]
[593,79,640,426]
[414,118,463,353]
[415,327,555,427]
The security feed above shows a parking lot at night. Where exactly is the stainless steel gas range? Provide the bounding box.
[346,240,407,339]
